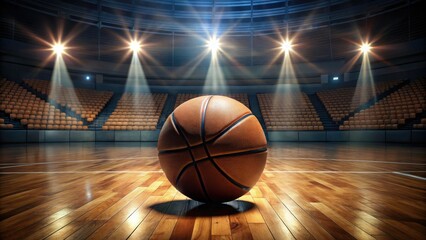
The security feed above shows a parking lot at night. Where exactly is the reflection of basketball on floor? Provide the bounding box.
[158,95,267,203]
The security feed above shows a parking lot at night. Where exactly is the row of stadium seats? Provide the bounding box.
[1,78,424,131]
[0,79,84,130]
[101,93,167,130]
[413,118,426,129]
[258,93,324,131]
[23,79,113,122]
[340,78,425,130]
[0,118,13,129]
[317,79,403,122]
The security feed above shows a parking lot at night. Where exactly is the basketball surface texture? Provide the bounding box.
[157,95,267,203]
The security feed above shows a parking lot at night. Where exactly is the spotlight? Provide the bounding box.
[281,40,292,52]
[333,76,339,81]
[207,37,220,53]
[360,43,371,53]
[52,43,65,55]
[129,40,141,52]
[85,75,91,80]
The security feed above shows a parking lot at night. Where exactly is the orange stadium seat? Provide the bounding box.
[0,79,87,130]
[103,93,167,130]
[340,78,425,130]
[257,92,324,131]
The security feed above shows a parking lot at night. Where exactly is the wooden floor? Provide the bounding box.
[0,142,425,240]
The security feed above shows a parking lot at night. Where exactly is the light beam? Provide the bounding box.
[203,36,227,94]
[353,50,375,109]
[49,47,81,120]
[274,41,300,107]
[125,46,150,104]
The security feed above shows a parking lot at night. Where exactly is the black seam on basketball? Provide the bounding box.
[171,113,211,201]
[200,96,212,142]
[159,113,254,154]
[175,147,267,185]
[200,96,251,191]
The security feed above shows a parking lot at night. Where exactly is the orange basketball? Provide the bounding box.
[157,95,267,203]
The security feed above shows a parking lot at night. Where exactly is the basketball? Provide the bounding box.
[157,95,267,203]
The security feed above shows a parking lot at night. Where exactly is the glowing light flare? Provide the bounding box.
[129,40,141,52]
[281,40,293,53]
[52,43,65,55]
[360,43,372,53]
[207,37,221,53]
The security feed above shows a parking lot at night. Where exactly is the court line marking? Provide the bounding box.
[264,170,426,174]
[1,170,425,175]
[393,171,426,181]
[268,157,426,165]
[1,156,425,169]
[0,170,164,174]
[0,156,156,169]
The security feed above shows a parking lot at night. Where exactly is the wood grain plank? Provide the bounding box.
[149,218,178,240]
[259,182,314,240]
[0,143,425,239]
[191,217,212,240]
[248,223,273,240]
[211,215,231,236]
[125,185,177,239]
[229,210,253,240]
[311,202,376,240]
[253,197,295,239]
[238,195,265,224]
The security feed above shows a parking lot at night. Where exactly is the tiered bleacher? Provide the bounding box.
[258,93,324,130]
[317,80,403,123]
[0,118,13,129]
[102,93,167,130]
[2,77,425,132]
[23,79,113,122]
[340,78,426,130]
[24,79,113,122]
[0,79,86,130]
[174,93,250,109]
[413,118,426,129]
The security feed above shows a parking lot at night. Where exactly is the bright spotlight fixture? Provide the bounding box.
[85,75,90,80]
[52,43,65,55]
[360,43,371,53]
[281,40,292,52]
[207,37,220,53]
[129,40,141,52]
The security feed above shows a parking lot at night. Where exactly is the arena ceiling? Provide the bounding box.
[3,0,420,36]
[0,0,424,68]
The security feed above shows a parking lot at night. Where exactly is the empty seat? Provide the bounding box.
[103,93,167,130]
[340,78,425,130]
[0,79,87,130]
[258,92,324,131]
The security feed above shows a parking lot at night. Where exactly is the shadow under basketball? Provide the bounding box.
[149,200,255,217]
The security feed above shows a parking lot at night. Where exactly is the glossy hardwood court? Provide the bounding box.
[0,142,425,239]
